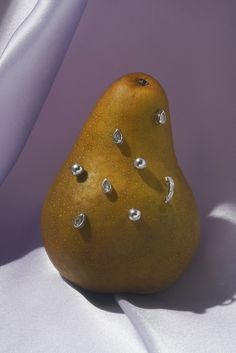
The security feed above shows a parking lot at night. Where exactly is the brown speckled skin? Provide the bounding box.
[41,73,200,293]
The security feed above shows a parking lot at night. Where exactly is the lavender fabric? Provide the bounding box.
[1,1,236,353]
[0,0,37,55]
[0,0,87,185]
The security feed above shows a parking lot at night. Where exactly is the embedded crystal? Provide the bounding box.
[71,163,84,176]
[73,213,86,229]
[102,178,113,194]
[134,157,147,170]
[112,129,123,144]
[165,176,174,203]
[155,109,166,125]
[129,208,141,221]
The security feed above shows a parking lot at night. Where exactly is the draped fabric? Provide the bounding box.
[1,228,236,353]
[1,1,236,353]
[0,0,87,184]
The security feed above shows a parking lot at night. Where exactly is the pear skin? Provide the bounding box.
[41,73,200,293]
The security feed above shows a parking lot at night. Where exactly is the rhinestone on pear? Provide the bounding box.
[71,163,84,176]
[73,213,86,229]
[102,178,113,194]
[129,208,141,221]
[165,176,175,203]
[155,109,167,125]
[112,128,123,144]
[134,157,147,170]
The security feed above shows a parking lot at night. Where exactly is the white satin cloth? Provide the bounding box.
[0,0,87,184]
[1,206,236,353]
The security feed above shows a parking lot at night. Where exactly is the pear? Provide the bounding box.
[41,73,200,293]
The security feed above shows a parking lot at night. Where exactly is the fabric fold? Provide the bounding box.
[0,248,147,353]
[0,0,88,185]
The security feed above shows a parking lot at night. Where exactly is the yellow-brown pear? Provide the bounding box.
[41,73,200,293]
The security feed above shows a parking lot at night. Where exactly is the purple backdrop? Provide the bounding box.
[0,0,235,265]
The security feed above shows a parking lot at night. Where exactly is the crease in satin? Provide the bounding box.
[0,0,38,58]
[0,0,88,185]
[115,295,167,353]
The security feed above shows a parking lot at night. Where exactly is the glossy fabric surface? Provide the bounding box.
[0,0,87,184]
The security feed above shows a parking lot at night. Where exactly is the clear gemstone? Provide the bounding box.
[165,176,174,203]
[71,163,84,176]
[102,178,113,194]
[129,208,141,221]
[155,109,167,124]
[73,213,86,229]
[112,129,123,144]
[134,157,147,170]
